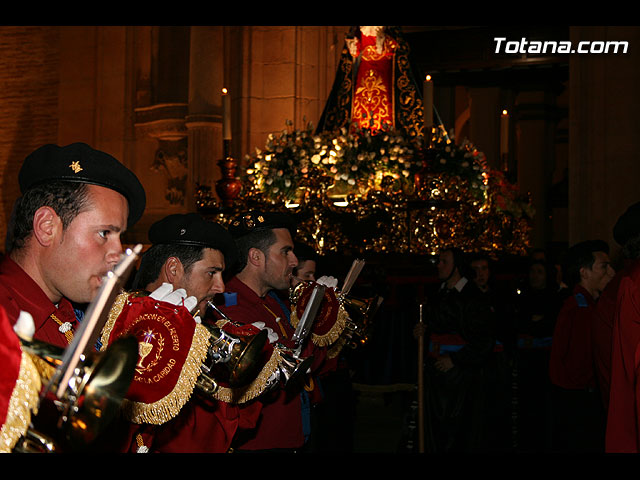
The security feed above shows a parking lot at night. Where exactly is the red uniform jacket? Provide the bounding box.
[606,262,640,452]
[593,263,636,410]
[0,255,78,348]
[549,285,597,390]
[218,276,329,451]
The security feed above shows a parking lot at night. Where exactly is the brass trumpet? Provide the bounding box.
[339,293,384,348]
[197,322,268,394]
[14,335,138,452]
[269,345,314,391]
[195,300,269,395]
[205,300,313,393]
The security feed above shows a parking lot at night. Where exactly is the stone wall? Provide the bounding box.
[0,26,60,249]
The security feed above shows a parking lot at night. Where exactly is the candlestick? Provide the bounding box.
[423,75,433,138]
[222,87,231,141]
[500,109,509,172]
[500,109,509,155]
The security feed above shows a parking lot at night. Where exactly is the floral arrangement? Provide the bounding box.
[487,169,535,219]
[242,120,494,204]
[425,126,490,202]
[204,120,534,256]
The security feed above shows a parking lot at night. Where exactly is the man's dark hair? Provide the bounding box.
[292,242,318,277]
[441,247,470,279]
[563,239,609,288]
[7,181,91,252]
[133,243,206,289]
[233,229,277,274]
[622,231,640,260]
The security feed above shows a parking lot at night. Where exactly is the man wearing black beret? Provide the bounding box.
[216,210,335,452]
[133,212,236,316]
[0,142,145,348]
[95,212,267,453]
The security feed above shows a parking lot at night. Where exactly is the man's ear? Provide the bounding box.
[32,206,60,247]
[163,256,184,284]
[247,247,264,267]
[579,265,590,282]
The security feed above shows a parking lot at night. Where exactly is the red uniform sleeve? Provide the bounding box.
[606,275,640,452]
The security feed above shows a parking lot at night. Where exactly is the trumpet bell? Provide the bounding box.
[341,294,382,321]
[277,348,314,390]
[22,336,138,451]
[340,294,383,348]
[200,325,268,389]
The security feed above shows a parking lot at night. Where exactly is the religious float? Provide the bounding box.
[196,26,534,258]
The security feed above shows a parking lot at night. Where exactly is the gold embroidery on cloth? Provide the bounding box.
[209,318,280,404]
[100,292,211,425]
[120,323,210,425]
[0,352,42,453]
[99,291,130,350]
[290,302,351,348]
[210,347,280,404]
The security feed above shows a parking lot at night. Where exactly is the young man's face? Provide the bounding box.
[177,248,226,315]
[292,259,316,287]
[45,184,128,304]
[262,228,298,291]
[437,250,456,281]
[471,259,490,289]
[582,251,615,297]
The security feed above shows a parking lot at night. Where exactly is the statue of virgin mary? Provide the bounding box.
[317,26,427,141]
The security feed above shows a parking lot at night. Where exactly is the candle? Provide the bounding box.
[500,109,509,155]
[222,87,231,140]
[423,75,433,135]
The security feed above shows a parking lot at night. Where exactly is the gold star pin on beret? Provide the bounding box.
[69,160,83,173]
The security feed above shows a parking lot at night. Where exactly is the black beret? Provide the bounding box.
[228,211,296,239]
[149,213,236,268]
[613,201,640,246]
[18,142,146,227]
[294,242,318,263]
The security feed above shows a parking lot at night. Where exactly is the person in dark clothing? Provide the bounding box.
[415,248,496,452]
[512,258,563,452]
[469,253,513,451]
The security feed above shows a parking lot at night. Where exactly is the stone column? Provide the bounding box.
[186,26,225,209]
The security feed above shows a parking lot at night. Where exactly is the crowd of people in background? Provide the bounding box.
[413,201,640,453]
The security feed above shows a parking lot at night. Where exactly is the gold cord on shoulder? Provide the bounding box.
[50,312,74,344]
